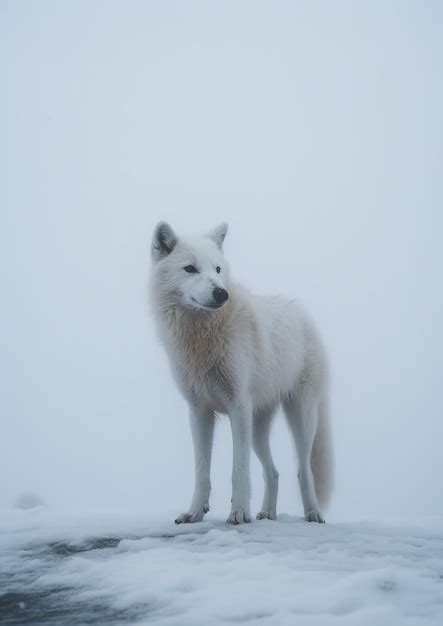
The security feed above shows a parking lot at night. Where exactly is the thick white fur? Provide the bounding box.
[150,222,334,525]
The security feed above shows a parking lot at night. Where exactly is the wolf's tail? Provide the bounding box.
[311,397,334,511]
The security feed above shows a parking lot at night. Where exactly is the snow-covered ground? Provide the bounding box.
[1,510,442,625]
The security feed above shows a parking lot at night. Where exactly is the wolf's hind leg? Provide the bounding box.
[283,392,324,523]
[253,407,279,520]
[175,405,214,524]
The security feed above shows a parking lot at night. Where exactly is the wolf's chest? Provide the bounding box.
[164,310,235,410]
[174,354,235,412]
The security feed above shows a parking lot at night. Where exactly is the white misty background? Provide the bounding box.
[1,0,442,523]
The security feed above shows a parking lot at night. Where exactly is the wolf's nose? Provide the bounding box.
[213,287,229,305]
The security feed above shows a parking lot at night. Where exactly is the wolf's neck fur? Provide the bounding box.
[159,298,234,373]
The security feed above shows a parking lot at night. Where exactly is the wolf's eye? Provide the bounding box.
[216,266,221,273]
[184,265,198,273]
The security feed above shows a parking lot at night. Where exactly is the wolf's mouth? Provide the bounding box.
[191,297,224,310]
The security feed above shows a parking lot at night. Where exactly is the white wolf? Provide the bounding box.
[150,222,333,525]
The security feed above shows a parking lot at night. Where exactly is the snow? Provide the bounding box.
[1,511,442,625]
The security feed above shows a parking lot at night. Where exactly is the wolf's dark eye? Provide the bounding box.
[184,265,198,273]
[216,266,221,273]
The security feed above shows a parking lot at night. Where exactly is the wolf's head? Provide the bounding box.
[150,222,230,311]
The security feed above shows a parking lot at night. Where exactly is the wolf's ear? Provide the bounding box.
[151,222,178,262]
[208,223,228,250]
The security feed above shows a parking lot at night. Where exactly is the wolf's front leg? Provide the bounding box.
[227,400,252,524]
[175,406,215,524]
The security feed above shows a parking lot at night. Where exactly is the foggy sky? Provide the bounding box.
[1,0,442,522]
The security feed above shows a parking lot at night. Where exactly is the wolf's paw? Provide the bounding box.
[305,510,325,523]
[175,510,205,524]
[256,510,276,521]
[226,509,252,525]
